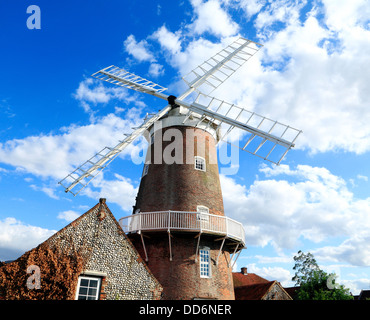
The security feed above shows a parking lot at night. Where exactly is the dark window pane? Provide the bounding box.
[88,288,97,296]
[79,287,88,295]
[80,279,89,287]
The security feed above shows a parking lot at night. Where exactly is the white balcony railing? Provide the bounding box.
[119,210,245,246]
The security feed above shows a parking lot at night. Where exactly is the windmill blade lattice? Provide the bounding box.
[180,93,302,164]
[182,37,263,95]
[92,65,168,95]
[58,106,171,196]
[59,37,302,196]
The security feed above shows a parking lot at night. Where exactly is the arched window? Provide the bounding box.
[194,156,206,172]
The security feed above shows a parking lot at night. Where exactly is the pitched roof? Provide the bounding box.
[235,281,276,300]
[358,290,370,300]
[284,286,300,299]
[232,271,270,288]
[235,281,293,300]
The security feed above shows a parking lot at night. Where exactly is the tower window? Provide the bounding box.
[199,248,211,278]
[197,205,209,221]
[142,163,149,176]
[195,156,206,172]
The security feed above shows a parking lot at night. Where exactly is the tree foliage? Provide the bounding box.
[292,250,320,286]
[292,250,353,300]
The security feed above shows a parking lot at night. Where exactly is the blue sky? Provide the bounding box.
[1,0,370,294]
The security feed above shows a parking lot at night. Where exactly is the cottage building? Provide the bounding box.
[233,267,292,300]
[0,198,162,300]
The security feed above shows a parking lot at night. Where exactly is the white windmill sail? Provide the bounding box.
[58,107,173,196]
[182,37,263,95]
[59,37,301,195]
[92,65,168,95]
[178,93,302,164]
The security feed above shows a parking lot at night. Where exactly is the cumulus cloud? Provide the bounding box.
[148,63,165,77]
[247,263,294,287]
[245,1,370,154]
[0,218,56,261]
[57,210,81,222]
[138,0,370,155]
[189,0,239,37]
[151,26,182,55]
[0,113,143,180]
[123,34,166,79]
[82,173,138,213]
[74,78,146,115]
[221,164,370,266]
[123,35,155,62]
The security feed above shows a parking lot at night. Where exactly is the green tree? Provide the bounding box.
[292,250,353,300]
[292,250,320,285]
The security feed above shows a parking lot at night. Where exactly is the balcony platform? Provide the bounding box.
[119,210,246,247]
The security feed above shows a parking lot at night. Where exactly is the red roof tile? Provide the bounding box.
[232,272,270,288]
[234,281,275,300]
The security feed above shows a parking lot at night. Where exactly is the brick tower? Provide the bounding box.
[122,105,246,300]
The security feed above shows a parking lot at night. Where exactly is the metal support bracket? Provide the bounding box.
[139,231,148,262]
[228,243,240,268]
[195,232,202,262]
[168,229,173,261]
[216,237,226,266]
[230,246,245,270]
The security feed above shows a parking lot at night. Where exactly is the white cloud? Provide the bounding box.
[123,35,155,62]
[357,174,368,182]
[123,34,165,79]
[238,0,266,20]
[30,184,60,200]
[247,263,294,287]
[0,218,56,260]
[137,0,370,155]
[322,0,370,31]
[57,210,80,222]
[74,78,146,115]
[82,173,138,213]
[244,1,370,154]
[74,78,112,105]
[152,26,182,55]
[189,0,239,37]
[0,113,143,180]
[254,0,305,34]
[148,63,165,77]
[221,164,370,266]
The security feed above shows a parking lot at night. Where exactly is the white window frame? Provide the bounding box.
[197,205,209,222]
[142,163,149,177]
[75,276,101,300]
[199,247,211,278]
[194,156,206,172]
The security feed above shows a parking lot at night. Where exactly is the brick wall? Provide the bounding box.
[135,125,225,216]
[129,232,235,300]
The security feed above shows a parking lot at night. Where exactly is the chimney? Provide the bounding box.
[241,267,247,275]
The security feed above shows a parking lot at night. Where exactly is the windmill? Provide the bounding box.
[59,37,301,300]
